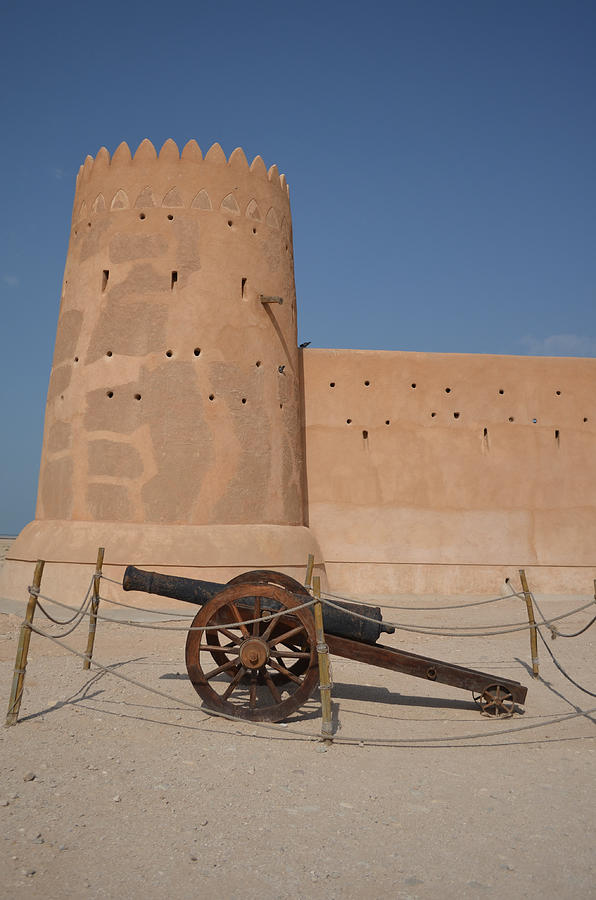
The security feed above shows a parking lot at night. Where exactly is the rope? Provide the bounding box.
[322,588,521,611]
[100,575,125,585]
[32,577,95,627]
[527,586,596,641]
[319,595,596,638]
[93,591,196,619]
[90,594,319,631]
[23,622,596,746]
[26,580,596,640]
[20,586,317,632]
[549,616,596,639]
[524,589,596,698]
[536,628,596,698]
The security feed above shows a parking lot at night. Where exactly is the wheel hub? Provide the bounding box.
[239,637,269,670]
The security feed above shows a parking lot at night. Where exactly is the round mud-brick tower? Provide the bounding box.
[5,139,322,599]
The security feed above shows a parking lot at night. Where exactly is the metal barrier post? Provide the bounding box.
[519,569,539,678]
[312,576,333,742]
[83,547,105,670]
[5,560,45,726]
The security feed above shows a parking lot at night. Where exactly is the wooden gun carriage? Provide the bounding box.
[123,566,527,723]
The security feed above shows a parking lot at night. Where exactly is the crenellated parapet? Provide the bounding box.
[71,139,291,233]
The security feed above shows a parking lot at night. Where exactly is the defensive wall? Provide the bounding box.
[303,349,596,595]
[1,138,594,605]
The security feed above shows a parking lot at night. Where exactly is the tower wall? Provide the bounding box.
[42,138,304,527]
[3,140,323,604]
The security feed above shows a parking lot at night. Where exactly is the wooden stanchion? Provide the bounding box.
[312,576,333,743]
[5,560,45,726]
[304,553,314,589]
[83,547,105,670]
[519,569,539,678]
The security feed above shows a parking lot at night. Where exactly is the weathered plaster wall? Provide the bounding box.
[303,349,596,594]
[38,139,304,528]
[2,140,323,604]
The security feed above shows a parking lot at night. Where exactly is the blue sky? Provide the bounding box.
[1,0,595,532]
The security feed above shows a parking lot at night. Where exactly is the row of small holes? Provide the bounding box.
[81,213,265,237]
[78,351,294,367]
[330,381,566,396]
[106,391,142,400]
[139,213,174,221]
[345,416,589,425]
[77,348,202,361]
[103,391,261,407]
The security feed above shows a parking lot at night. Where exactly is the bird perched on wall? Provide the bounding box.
[299,341,311,348]
[278,365,285,373]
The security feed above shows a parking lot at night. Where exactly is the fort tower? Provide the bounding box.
[6,140,321,597]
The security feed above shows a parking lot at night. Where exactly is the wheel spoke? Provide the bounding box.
[261,615,280,641]
[221,666,247,700]
[204,658,241,680]
[269,624,306,647]
[268,658,303,685]
[227,602,250,637]
[216,628,242,644]
[249,675,258,708]
[198,643,239,654]
[252,598,261,636]
[263,672,282,704]
[269,649,311,659]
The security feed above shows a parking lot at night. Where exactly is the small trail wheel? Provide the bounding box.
[185,582,318,723]
[473,683,515,718]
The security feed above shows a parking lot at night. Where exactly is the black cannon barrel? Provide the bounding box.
[123,565,394,644]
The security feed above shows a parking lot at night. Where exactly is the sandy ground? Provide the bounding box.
[0,556,595,899]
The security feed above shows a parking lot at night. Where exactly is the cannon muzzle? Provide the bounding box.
[123,565,394,644]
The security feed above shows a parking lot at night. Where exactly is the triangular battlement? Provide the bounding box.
[75,139,290,195]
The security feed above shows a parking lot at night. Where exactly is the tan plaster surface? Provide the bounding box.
[0,522,325,609]
[303,349,596,593]
[38,140,303,530]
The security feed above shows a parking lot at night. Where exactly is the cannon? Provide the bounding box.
[123,566,528,724]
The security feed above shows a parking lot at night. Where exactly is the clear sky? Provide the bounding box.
[1,1,595,533]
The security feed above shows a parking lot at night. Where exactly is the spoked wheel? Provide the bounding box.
[473,683,515,718]
[224,571,311,684]
[185,583,318,722]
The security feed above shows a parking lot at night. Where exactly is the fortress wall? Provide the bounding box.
[303,349,596,595]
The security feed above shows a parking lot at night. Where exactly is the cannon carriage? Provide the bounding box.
[123,566,528,724]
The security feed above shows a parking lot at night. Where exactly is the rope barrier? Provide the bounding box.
[525,591,596,698]
[91,594,319,632]
[17,585,318,632]
[27,578,96,638]
[22,622,596,747]
[549,616,596,639]
[530,588,596,640]
[95,589,196,619]
[100,575,125,585]
[322,588,522,611]
[535,627,596,699]
[22,580,596,640]
[319,595,596,638]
